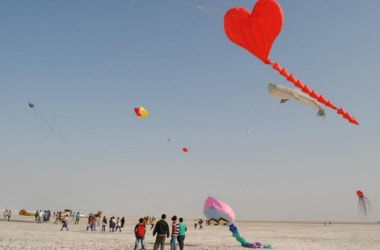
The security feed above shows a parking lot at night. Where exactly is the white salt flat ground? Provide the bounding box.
[1,214,380,250]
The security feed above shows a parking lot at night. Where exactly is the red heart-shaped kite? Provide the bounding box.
[224,0,283,64]
[224,0,359,125]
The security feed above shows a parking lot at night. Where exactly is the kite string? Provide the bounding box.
[32,108,68,141]
[269,61,359,125]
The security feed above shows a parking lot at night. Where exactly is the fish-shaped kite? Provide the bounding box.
[268,83,325,117]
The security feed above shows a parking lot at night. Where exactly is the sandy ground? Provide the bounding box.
[1,211,379,250]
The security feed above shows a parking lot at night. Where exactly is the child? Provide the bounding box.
[134,218,146,250]
[61,218,69,231]
[102,216,107,232]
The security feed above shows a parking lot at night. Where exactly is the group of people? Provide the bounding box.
[99,215,126,232]
[2,208,192,249]
[35,210,52,223]
[134,213,187,250]
[194,218,204,230]
[139,216,157,230]
[3,209,11,221]
[17,208,190,250]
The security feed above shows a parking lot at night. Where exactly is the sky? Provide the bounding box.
[1,0,379,222]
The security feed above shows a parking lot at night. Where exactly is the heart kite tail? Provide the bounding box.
[270,61,358,125]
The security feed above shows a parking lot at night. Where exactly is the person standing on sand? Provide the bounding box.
[55,211,62,224]
[134,218,146,250]
[153,214,170,250]
[121,216,126,229]
[177,217,187,250]
[7,209,11,221]
[109,216,116,232]
[87,214,93,231]
[35,210,39,222]
[61,217,69,231]
[3,209,8,221]
[93,216,98,231]
[38,210,44,223]
[151,216,156,230]
[170,216,179,250]
[75,212,80,224]
[102,216,107,232]
[198,218,203,230]
[115,217,122,232]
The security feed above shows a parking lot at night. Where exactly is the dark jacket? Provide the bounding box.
[153,219,170,237]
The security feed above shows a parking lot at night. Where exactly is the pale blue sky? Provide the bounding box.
[1,0,379,222]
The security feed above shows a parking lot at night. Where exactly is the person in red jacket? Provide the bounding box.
[134,218,146,250]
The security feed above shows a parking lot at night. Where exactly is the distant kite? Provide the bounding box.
[182,147,189,153]
[268,83,325,117]
[204,196,272,249]
[356,190,372,216]
[28,102,34,108]
[134,107,149,119]
[224,0,358,125]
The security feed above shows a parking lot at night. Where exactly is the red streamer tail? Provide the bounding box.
[270,62,359,125]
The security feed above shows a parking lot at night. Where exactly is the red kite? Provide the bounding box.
[224,0,358,125]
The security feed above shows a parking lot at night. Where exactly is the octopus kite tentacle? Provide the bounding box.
[356,190,372,216]
[230,224,272,249]
[204,196,272,249]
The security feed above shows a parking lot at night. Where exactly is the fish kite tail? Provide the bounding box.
[229,224,272,249]
[270,62,336,108]
[269,61,358,125]
[317,109,326,118]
